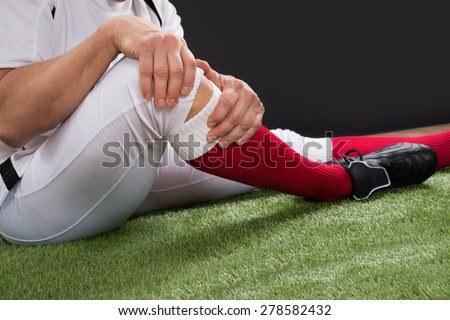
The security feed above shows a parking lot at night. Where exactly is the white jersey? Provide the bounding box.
[0,0,183,200]
[0,0,182,69]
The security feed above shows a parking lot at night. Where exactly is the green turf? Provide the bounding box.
[1,169,449,300]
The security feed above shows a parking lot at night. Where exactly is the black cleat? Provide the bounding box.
[330,143,438,200]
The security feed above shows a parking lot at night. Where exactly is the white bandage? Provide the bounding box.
[170,84,221,161]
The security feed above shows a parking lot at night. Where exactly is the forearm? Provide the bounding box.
[0,22,118,148]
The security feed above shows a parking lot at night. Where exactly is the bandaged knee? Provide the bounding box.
[170,84,221,161]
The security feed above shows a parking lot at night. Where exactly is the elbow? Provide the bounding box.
[0,70,28,148]
[0,104,29,149]
[0,122,25,149]
[0,135,25,149]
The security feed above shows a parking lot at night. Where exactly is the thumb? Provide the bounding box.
[196,59,221,87]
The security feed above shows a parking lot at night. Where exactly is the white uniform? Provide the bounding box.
[0,0,330,244]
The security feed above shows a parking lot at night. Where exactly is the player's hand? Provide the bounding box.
[196,59,265,148]
[108,16,196,107]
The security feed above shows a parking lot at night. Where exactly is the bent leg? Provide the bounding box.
[0,58,204,245]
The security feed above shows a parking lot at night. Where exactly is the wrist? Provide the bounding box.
[96,19,121,61]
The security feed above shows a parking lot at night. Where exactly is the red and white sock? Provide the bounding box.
[270,128,332,163]
[171,92,352,202]
[188,126,352,201]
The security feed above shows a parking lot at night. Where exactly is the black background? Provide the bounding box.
[170,0,449,136]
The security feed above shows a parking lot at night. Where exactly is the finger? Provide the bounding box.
[180,45,197,97]
[196,59,208,69]
[215,92,265,147]
[235,113,264,146]
[196,59,221,87]
[217,106,259,148]
[139,50,155,101]
[206,91,238,140]
[237,100,265,144]
[207,93,249,144]
[165,48,184,107]
[153,46,169,108]
[195,59,211,75]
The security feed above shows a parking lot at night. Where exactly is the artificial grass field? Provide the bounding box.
[1,168,448,300]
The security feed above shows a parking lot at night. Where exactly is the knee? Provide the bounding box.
[100,57,141,98]
[184,76,214,122]
[88,57,147,124]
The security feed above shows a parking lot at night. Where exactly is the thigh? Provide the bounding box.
[135,144,254,213]
[0,58,194,244]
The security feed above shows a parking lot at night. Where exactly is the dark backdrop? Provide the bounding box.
[170,0,450,136]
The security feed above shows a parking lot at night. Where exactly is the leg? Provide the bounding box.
[170,83,353,202]
[136,129,330,213]
[141,123,443,211]
[331,131,450,169]
[0,58,205,245]
[268,129,449,169]
[170,83,438,202]
[135,144,254,213]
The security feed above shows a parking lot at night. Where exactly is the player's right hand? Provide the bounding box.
[106,16,196,107]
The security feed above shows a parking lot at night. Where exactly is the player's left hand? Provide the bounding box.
[196,59,265,148]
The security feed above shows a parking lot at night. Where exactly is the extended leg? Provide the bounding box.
[331,131,450,169]
[170,82,438,202]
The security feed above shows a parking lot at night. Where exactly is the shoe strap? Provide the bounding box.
[343,149,364,165]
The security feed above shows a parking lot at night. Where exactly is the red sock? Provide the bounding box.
[332,130,450,169]
[188,126,353,202]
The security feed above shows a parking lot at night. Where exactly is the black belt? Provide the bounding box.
[0,157,20,190]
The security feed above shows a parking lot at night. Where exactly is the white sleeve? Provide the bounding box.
[0,0,54,68]
[154,0,184,37]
